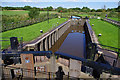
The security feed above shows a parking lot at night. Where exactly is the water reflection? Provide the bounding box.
[49,24,86,58]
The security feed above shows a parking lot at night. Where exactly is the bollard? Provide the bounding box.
[112,60,116,67]
[40,30,43,33]
[98,33,102,37]
[68,72,69,80]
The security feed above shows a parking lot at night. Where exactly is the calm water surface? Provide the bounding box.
[49,24,86,58]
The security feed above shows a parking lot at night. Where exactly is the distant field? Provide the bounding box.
[1,18,68,49]
[2,10,58,15]
[90,19,118,50]
[78,14,94,18]
[78,14,89,17]
[2,10,29,15]
[40,11,58,14]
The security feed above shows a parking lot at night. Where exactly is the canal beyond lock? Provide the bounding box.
[49,20,86,58]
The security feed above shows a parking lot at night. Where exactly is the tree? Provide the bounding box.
[68,8,73,12]
[28,8,40,18]
[81,7,90,12]
[91,9,96,12]
[46,6,53,11]
[110,8,116,12]
[0,6,1,10]
[32,7,40,11]
[107,8,111,12]
[23,6,32,10]
[108,11,118,17]
[73,7,81,11]
[62,8,68,13]
[57,7,64,13]
[116,6,120,12]
[96,9,103,12]
[56,7,68,13]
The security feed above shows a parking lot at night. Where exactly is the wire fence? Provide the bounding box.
[97,43,119,54]
[2,13,72,32]
[1,14,59,32]
[2,65,72,80]
[102,18,120,27]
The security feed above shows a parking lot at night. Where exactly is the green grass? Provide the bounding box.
[1,18,68,49]
[2,10,29,15]
[1,10,58,15]
[78,14,89,17]
[107,17,119,21]
[40,11,58,14]
[89,19,118,49]
[78,14,95,18]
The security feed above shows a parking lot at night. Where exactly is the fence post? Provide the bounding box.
[115,49,120,67]
[20,37,23,51]
[68,72,69,80]
[48,72,50,80]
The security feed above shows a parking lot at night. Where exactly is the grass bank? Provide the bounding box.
[89,19,118,50]
[1,18,68,49]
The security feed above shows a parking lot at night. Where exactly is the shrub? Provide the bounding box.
[28,9,40,18]
[108,11,118,18]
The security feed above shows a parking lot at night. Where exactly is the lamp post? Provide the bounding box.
[47,9,49,23]
[60,10,62,18]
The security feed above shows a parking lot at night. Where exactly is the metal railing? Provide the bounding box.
[2,65,54,80]
[1,51,120,80]
[103,18,120,26]
[2,51,120,75]
[97,43,119,53]
[2,65,80,80]
[0,37,23,50]
[54,51,120,75]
